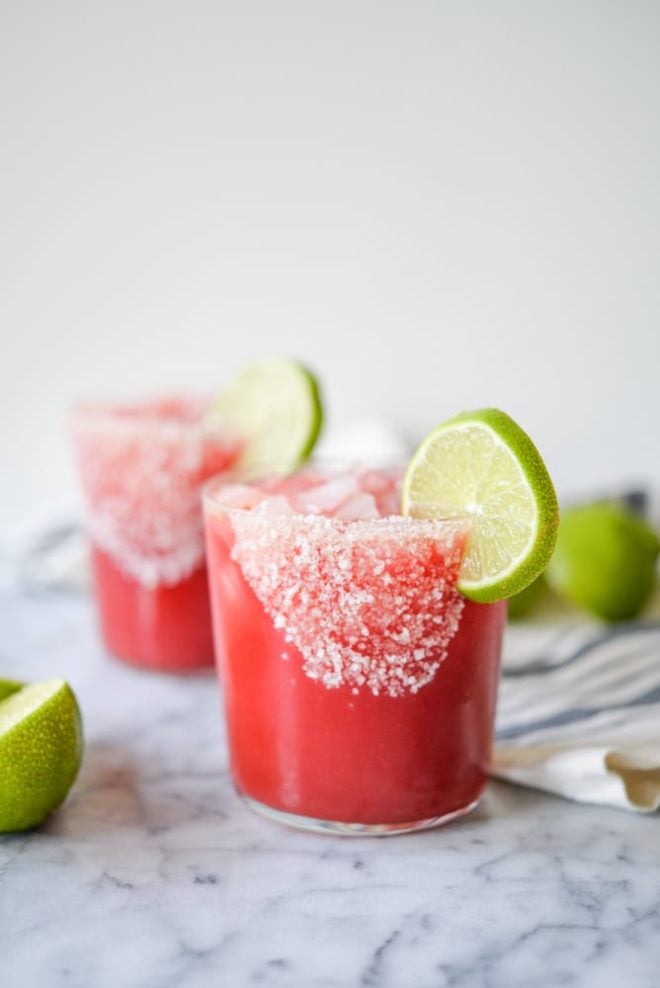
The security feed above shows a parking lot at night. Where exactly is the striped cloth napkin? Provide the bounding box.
[495,621,660,812]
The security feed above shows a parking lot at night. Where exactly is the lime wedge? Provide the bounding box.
[402,408,559,602]
[0,678,84,832]
[205,358,323,473]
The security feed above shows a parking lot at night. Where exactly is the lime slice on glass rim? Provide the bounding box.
[205,358,323,472]
[0,678,83,832]
[402,408,559,603]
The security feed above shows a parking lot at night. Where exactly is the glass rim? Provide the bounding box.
[203,457,402,501]
[70,395,236,441]
[202,461,467,530]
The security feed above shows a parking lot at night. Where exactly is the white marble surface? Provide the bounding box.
[1,588,659,988]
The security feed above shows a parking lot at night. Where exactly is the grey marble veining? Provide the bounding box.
[1,589,659,988]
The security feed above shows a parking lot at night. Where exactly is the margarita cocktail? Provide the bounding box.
[72,359,323,673]
[204,468,506,833]
[73,397,241,672]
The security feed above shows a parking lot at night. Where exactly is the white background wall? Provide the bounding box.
[2,1,659,523]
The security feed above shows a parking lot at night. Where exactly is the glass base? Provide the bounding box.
[108,650,215,676]
[239,792,481,836]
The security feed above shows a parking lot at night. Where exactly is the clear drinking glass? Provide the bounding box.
[203,467,505,834]
[72,397,240,672]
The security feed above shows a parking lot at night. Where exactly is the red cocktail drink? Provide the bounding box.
[204,468,505,833]
[73,398,241,672]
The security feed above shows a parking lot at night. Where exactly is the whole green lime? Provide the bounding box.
[546,503,659,622]
[507,575,548,620]
[0,679,84,831]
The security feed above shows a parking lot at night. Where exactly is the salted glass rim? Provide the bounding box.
[70,395,233,440]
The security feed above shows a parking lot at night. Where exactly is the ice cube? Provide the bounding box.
[276,471,324,495]
[359,470,393,495]
[375,487,402,516]
[301,475,360,512]
[335,493,380,521]
[254,494,296,516]
[357,468,403,516]
[217,484,264,509]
